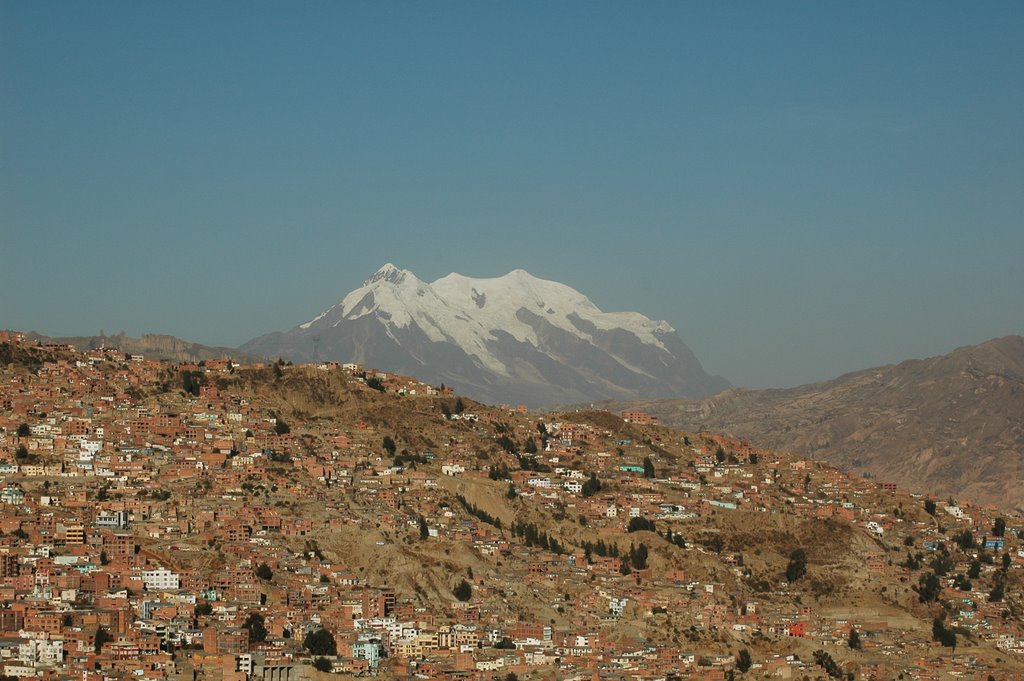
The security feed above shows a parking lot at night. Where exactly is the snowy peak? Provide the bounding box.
[317,264,674,358]
[427,267,676,349]
[246,264,729,407]
[364,262,415,287]
[432,268,593,313]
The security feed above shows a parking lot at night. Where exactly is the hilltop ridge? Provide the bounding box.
[24,330,261,365]
[601,335,1024,511]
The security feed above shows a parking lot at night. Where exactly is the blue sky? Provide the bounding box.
[2,1,1022,388]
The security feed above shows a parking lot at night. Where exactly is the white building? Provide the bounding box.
[19,637,64,667]
[142,567,180,590]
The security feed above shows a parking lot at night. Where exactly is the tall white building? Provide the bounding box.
[142,567,180,590]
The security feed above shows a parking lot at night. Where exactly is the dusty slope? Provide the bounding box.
[602,336,1024,510]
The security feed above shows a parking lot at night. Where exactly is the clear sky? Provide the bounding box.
[2,1,1022,389]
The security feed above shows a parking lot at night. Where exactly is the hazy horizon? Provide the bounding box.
[3,2,1022,389]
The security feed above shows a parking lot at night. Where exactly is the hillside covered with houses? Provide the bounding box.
[1,331,1023,681]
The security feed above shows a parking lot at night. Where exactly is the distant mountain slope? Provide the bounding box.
[601,336,1024,510]
[27,331,261,365]
[241,264,729,407]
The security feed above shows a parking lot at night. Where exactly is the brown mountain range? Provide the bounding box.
[25,331,262,365]
[601,335,1024,511]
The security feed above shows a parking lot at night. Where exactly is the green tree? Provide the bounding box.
[736,648,752,672]
[15,445,28,460]
[993,517,1006,537]
[954,530,974,550]
[181,370,206,396]
[704,535,725,554]
[917,571,942,603]
[848,628,861,650]
[273,419,290,435]
[382,436,396,456]
[95,627,113,654]
[313,657,332,672]
[16,423,30,437]
[988,578,1005,602]
[642,456,656,479]
[627,517,656,533]
[453,579,472,602]
[418,515,429,540]
[930,551,954,576]
[581,473,602,497]
[932,618,957,651]
[303,628,337,656]
[631,543,649,570]
[255,562,273,580]
[496,435,517,455]
[924,499,937,515]
[786,548,808,582]
[243,613,268,643]
[812,650,843,679]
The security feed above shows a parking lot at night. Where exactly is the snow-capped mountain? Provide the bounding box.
[241,264,730,407]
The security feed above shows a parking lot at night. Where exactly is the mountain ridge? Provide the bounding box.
[598,335,1024,510]
[241,263,729,407]
[24,331,262,365]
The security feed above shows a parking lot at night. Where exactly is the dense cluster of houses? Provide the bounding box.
[0,332,1021,681]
